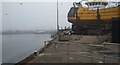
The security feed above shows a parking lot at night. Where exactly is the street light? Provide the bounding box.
[57,0,59,32]
[57,0,59,40]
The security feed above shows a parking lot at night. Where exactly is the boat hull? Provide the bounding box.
[68,19,111,26]
[67,6,120,35]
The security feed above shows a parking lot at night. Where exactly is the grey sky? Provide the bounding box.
[2,2,74,31]
[0,2,1,63]
[2,0,119,31]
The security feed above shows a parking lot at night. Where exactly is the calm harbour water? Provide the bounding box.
[2,34,51,63]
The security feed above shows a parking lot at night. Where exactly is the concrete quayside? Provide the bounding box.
[15,34,120,65]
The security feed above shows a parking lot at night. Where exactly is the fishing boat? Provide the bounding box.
[34,30,45,34]
[68,0,120,35]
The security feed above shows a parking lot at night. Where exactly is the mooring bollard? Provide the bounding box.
[34,51,38,57]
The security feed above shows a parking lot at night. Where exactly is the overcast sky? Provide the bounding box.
[2,2,73,31]
[0,2,2,64]
[1,0,119,31]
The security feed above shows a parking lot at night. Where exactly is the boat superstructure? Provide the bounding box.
[68,0,120,35]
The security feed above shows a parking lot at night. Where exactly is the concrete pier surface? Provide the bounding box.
[27,35,119,64]
[15,35,119,65]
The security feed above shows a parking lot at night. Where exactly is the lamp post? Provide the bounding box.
[57,0,59,40]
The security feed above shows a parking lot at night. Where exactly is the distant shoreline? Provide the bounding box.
[1,30,56,35]
[0,33,50,35]
[2,32,53,35]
